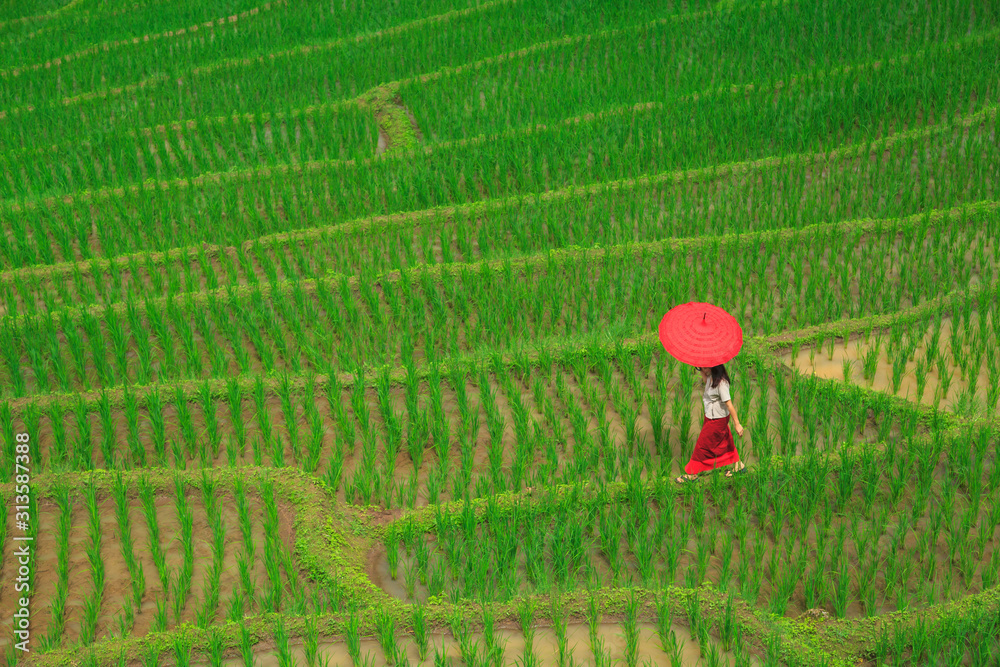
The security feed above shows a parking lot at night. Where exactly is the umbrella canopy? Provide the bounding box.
[658,302,743,367]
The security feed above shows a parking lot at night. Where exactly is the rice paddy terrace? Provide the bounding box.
[0,0,999,665]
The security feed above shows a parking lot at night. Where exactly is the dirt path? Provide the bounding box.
[362,89,422,154]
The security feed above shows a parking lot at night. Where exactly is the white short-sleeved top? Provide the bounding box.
[702,379,731,419]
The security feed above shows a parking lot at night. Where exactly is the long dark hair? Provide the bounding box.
[709,364,731,389]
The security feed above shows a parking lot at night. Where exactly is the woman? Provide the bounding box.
[676,364,746,483]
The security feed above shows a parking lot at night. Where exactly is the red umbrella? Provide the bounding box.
[658,302,743,367]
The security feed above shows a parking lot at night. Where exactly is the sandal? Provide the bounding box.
[725,463,747,478]
[675,474,698,484]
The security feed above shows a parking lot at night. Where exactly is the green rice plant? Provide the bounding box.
[325,439,345,493]
[345,606,362,665]
[451,612,480,667]
[591,636,612,667]
[384,525,401,579]
[986,359,1000,414]
[702,639,724,667]
[172,477,195,622]
[714,531,737,586]
[482,604,506,667]
[49,485,71,595]
[119,387,144,467]
[912,353,929,402]
[803,555,828,610]
[402,556,418,599]
[146,389,168,466]
[196,381,221,462]
[240,620,257,667]
[685,590,702,641]
[832,555,851,618]
[789,340,801,368]
[412,603,429,661]
[588,592,602,648]
[842,354,860,390]
[152,595,168,632]
[690,486,707,530]
[958,543,978,591]
[518,597,535,649]
[224,377,246,450]
[889,351,907,395]
[835,450,858,509]
[675,372,694,456]
[739,543,764,605]
[260,503,283,611]
[982,543,1000,590]
[764,631,783,667]
[767,552,798,617]
[45,403,69,470]
[433,645,450,667]
[653,589,679,651]
[822,334,835,361]
[598,507,622,580]
[95,389,116,469]
[429,557,448,599]
[273,616,295,667]
[647,390,667,456]
[197,558,222,629]
[165,435,186,470]
[549,597,569,667]
[936,355,953,403]
[906,616,933,664]
[694,533,712,584]
[860,561,880,617]
[137,478,169,591]
[303,403,326,474]
[172,386,198,459]
[696,620,714,659]
[862,337,881,384]
[719,592,737,651]
[205,627,225,667]
[662,622,686,667]
[403,468,420,509]
[173,635,192,667]
[233,477,255,564]
[622,590,640,667]
[277,373,301,464]
[269,430,287,468]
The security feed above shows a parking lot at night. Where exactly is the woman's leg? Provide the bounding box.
[684,418,715,476]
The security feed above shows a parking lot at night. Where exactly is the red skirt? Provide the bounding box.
[685,415,740,475]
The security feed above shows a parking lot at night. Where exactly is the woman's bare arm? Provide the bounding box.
[725,399,744,436]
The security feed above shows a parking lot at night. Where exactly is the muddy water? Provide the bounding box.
[780,316,997,412]
[368,544,414,604]
[0,489,304,650]
[204,622,760,666]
